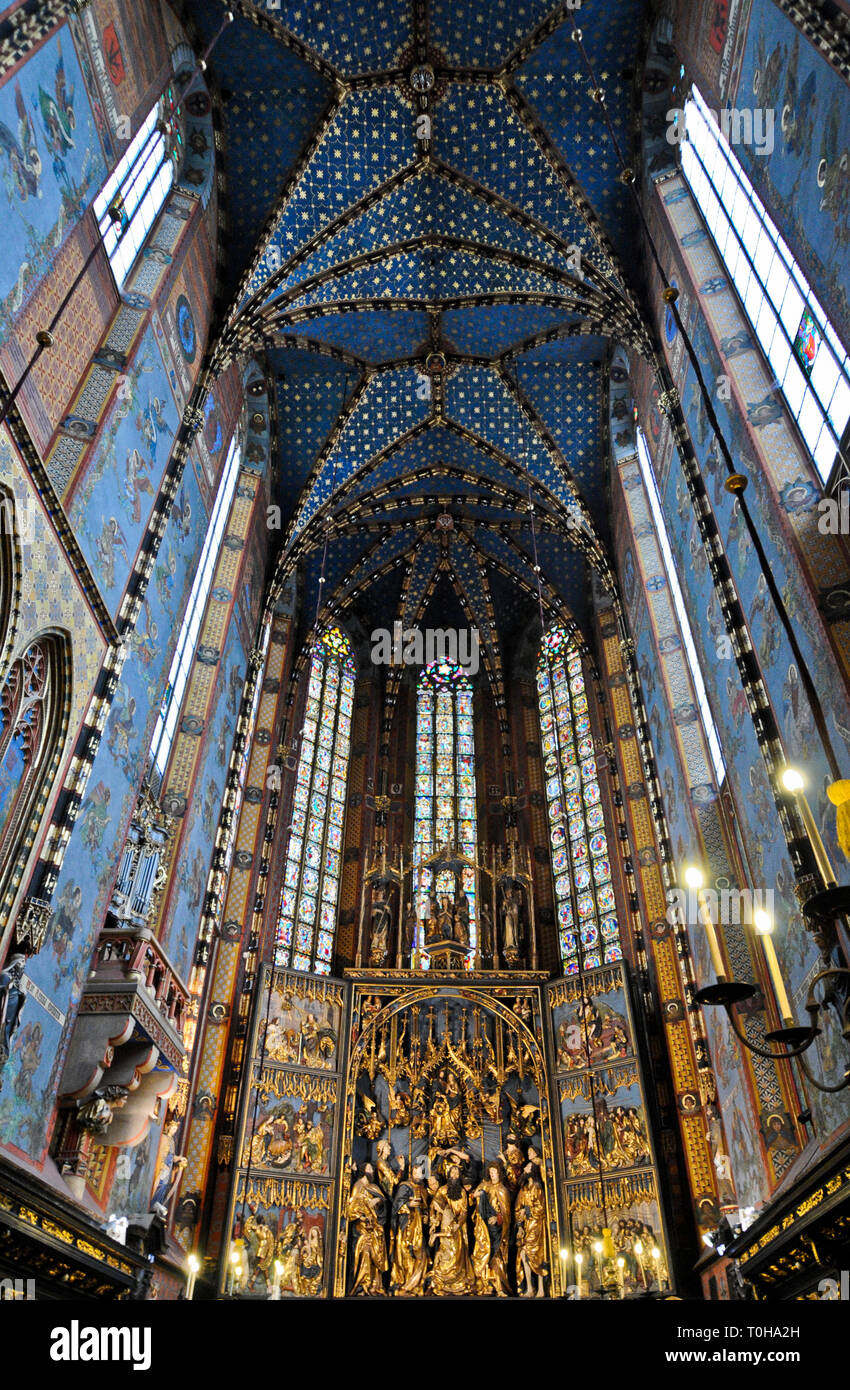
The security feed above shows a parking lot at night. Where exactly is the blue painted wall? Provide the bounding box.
[0,448,209,1159]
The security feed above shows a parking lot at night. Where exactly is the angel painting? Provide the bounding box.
[173,483,192,541]
[106,686,138,774]
[36,38,76,161]
[154,543,178,610]
[0,80,42,202]
[79,779,112,853]
[94,515,130,591]
[123,446,156,524]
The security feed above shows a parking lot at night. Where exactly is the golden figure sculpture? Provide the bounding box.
[471,1162,512,1296]
[297,1225,324,1297]
[428,1163,476,1296]
[390,1160,429,1296]
[277,1222,301,1295]
[347,1165,389,1295]
[430,1069,464,1148]
[515,1164,548,1298]
[375,1138,398,1199]
[245,1212,275,1291]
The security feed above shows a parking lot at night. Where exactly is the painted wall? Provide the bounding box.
[675,0,850,345]
[0,440,209,1160]
[158,615,247,984]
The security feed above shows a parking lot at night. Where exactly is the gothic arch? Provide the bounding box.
[0,485,22,690]
[0,630,72,932]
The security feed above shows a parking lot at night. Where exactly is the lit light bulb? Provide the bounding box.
[575,1252,583,1266]
[188,1254,199,1273]
[782,767,804,792]
[593,1241,603,1255]
[617,1257,625,1268]
[560,1248,569,1261]
[634,1240,643,1255]
[652,1246,661,1260]
[753,909,773,936]
[684,865,704,890]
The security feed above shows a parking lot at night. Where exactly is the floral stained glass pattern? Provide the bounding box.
[275,627,355,974]
[412,661,478,966]
[537,627,622,974]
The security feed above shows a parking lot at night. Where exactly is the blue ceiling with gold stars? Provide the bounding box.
[187,0,652,689]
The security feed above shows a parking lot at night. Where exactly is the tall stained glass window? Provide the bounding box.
[275,627,355,975]
[412,660,478,961]
[680,86,850,482]
[537,627,622,975]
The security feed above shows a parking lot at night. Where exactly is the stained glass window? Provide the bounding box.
[94,91,182,287]
[681,86,850,483]
[275,627,355,975]
[537,627,622,975]
[412,660,478,964]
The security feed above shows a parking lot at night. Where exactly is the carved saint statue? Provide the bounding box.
[390,1158,429,1296]
[402,901,418,963]
[515,1157,548,1298]
[472,1161,512,1296]
[479,901,494,959]
[501,884,523,963]
[428,1162,476,1296]
[347,1164,388,1295]
[0,953,27,1079]
[430,1069,464,1149]
[150,1114,187,1216]
[437,894,454,940]
[368,885,393,967]
[454,886,470,948]
[375,1138,398,1202]
[425,891,441,944]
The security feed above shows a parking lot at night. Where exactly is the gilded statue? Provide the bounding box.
[515,1157,548,1298]
[277,1222,301,1295]
[297,1225,323,1297]
[244,1211,275,1291]
[347,1164,389,1295]
[390,1158,429,1296]
[375,1138,398,1201]
[428,1162,476,1296]
[429,1069,464,1149]
[471,1161,512,1296]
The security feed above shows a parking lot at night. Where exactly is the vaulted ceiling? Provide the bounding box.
[183,0,655,693]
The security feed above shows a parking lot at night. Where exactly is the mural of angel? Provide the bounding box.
[123,446,156,525]
[79,779,112,852]
[36,38,76,161]
[106,686,138,774]
[0,80,42,201]
[94,514,130,591]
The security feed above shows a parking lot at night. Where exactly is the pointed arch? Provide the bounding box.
[0,485,22,689]
[0,631,72,926]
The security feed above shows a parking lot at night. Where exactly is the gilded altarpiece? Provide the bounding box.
[225,968,347,1298]
[334,974,563,1298]
[548,965,672,1297]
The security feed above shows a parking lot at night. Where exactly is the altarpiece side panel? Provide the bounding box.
[225,967,347,1298]
[547,964,672,1297]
